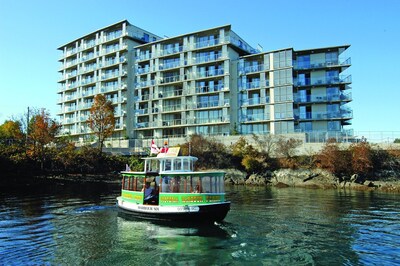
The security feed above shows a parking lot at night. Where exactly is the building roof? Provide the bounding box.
[294,45,351,55]
[134,24,232,48]
[57,19,161,50]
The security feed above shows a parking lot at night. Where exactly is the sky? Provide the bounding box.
[0,0,399,133]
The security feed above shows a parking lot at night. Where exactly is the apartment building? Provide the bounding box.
[57,20,352,146]
[57,20,160,142]
[133,25,256,139]
[238,46,352,138]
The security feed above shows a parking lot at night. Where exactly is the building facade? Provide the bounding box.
[57,20,161,142]
[57,20,352,147]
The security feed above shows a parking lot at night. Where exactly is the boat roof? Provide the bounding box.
[142,155,198,161]
[121,170,225,176]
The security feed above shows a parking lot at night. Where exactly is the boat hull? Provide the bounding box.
[117,197,230,224]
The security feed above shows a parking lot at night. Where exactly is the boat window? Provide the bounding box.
[123,177,129,190]
[214,176,224,193]
[123,176,143,191]
[161,176,171,192]
[136,178,144,191]
[200,175,224,193]
[147,160,159,173]
[170,176,181,192]
[165,159,172,171]
[183,159,190,171]
[161,176,182,193]
[201,176,212,193]
[189,176,201,193]
[173,159,182,171]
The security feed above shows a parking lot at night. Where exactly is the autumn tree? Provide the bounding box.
[229,136,277,174]
[275,137,303,168]
[182,134,231,169]
[316,139,351,176]
[0,120,24,143]
[29,109,60,170]
[350,142,374,177]
[251,134,277,157]
[88,94,115,153]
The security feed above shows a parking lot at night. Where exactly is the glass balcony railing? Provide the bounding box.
[193,53,223,64]
[136,122,149,128]
[197,100,219,108]
[136,66,153,75]
[296,110,353,120]
[136,79,156,88]
[135,109,149,115]
[242,113,269,122]
[82,88,96,97]
[195,83,226,93]
[81,77,96,86]
[160,89,183,98]
[103,30,122,42]
[136,52,152,61]
[294,75,352,86]
[195,37,220,49]
[293,57,351,70]
[159,45,184,56]
[195,68,224,78]
[162,104,183,112]
[81,53,95,63]
[195,116,230,124]
[239,80,269,90]
[79,40,96,51]
[294,92,352,103]
[239,64,265,74]
[160,75,182,84]
[65,59,78,68]
[66,82,77,90]
[101,71,120,80]
[64,106,77,112]
[162,119,182,126]
[159,61,181,70]
[241,96,269,106]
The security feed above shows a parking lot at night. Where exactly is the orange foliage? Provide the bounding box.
[350,142,373,176]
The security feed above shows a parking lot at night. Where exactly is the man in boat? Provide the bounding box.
[142,182,154,204]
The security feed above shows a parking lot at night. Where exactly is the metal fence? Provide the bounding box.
[98,131,400,155]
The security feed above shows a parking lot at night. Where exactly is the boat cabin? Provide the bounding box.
[120,156,225,206]
[145,156,197,174]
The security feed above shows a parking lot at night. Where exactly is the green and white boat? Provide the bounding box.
[117,154,230,224]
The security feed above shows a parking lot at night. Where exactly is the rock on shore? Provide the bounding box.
[224,168,400,192]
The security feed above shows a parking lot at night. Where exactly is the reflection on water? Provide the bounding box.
[0,182,399,265]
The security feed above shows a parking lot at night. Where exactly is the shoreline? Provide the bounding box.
[224,168,400,193]
[2,169,399,193]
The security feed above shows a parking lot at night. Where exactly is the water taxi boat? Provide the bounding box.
[117,153,230,224]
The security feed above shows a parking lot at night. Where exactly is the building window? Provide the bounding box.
[275,86,293,102]
[274,69,292,86]
[273,50,292,69]
[326,52,338,65]
[328,121,340,131]
[326,70,339,83]
[299,122,312,132]
[297,55,310,69]
[275,103,293,119]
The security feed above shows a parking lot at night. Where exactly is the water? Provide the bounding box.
[0,181,399,265]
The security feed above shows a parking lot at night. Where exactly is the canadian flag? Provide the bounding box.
[150,139,159,154]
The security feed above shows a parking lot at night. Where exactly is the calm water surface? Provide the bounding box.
[0,181,399,265]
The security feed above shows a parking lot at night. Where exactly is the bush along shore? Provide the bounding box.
[2,134,400,192]
[187,134,400,193]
